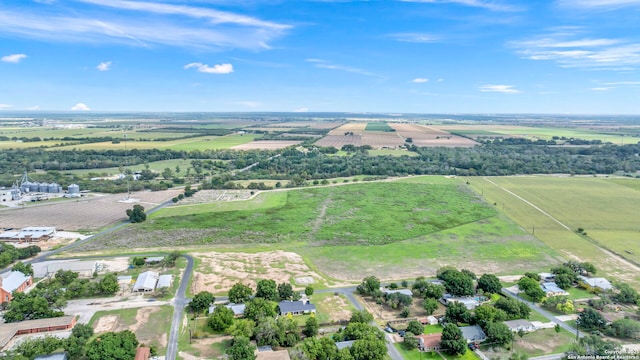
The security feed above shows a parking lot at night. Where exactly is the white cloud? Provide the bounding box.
[97,61,112,71]
[400,0,522,12]
[558,0,640,9]
[184,62,234,74]
[293,107,309,112]
[26,105,41,110]
[411,78,429,83]
[591,87,612,91]
[0,104,12,109]
[305,59,376,77]
[479,84,521,93]
[71,103,91,111]
[510,29,640,70]
[388,33,440,43]
[1,53,27,63]
[0,1,290,51]
[602,81,640,85]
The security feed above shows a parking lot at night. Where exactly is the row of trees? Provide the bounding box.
[0,244,41,269]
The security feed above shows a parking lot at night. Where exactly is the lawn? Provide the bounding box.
[394,344,444,360]
[465,176,640,286]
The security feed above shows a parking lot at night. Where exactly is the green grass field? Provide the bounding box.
[148,180,496,245]
[63,158,198,176]
[52,134,256,151]
[365,122,395,132]
[369,149,419,157]
[465,176,640,286]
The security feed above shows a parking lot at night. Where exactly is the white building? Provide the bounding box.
[133,271,159,292]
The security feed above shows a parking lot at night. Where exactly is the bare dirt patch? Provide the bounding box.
[191,250,325,294]
[173,189,254,205]
[318,295,353,322]
[93,314,118,333]
[0,189,181,231]
[128,307,161,333]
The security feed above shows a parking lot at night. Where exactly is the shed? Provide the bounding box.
[538,272,555,282]
[145,257,164,264]
[459,325,486,343]
[117,275,133,285]
[133,271,159,292]
[33,260,98,278]
[157,274,173,289]
[209,303,246,317]
[135,347,151,360]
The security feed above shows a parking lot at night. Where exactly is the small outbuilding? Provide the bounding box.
[157,274,173,289]
[133,271,159,292]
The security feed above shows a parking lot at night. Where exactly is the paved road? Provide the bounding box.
[530,354,566,360]
[166,254,194,360]
[502,287,580,337]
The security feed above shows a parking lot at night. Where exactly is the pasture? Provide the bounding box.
[52,134,257,151]
[465,175,640,285]
[62,158,198,176]
[437,124,629,142]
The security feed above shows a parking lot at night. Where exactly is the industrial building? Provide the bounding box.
[0,227,57,243]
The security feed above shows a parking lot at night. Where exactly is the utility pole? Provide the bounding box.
[124,134,130,199]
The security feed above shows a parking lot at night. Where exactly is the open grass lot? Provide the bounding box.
[144,180,498,246]
[89,305,173,355]
[483,328,575,358]
[394,344,444,360]
[52,134,257,151]
[465,176,640,286]
[0,140,72,149]
[62,158,198,176]
[313,292,357,323]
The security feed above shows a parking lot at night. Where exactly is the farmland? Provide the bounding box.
[53,134,257,151]
[465,175,640,286]
[391,123,477,147]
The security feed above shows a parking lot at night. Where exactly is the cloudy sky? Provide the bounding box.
[1,0,640,113]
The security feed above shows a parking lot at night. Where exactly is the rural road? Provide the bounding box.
[166,254,194,360]
[502,287,580,338]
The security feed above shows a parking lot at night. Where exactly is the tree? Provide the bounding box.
[305,285,314,296]
[570,334,621,356]
[349,310,374,324]
[485,322,513,347]
[304,316,319,337]
[406,320,424,335]
[350,335,386,360]
[256,279,278,301]
[578,308,606,330]
[440,323,466,355]
[473,304,507,326]
[297,336,339,360]
[255,317,282,347]
[227,319,255,338]
[208,305,235,331]
[226,336,256,360]
[444,301,470,324]
[132,256,145,267]
[85,330,138,360]
[413,278,445,299]
[495,297,530,319]
[402,332,419,350]
[190,291,215,317]
[422,297,439,315]
[99,273,120,294]
[440,270,475,296]
[556,299,575,314]
[164,251,180,266]
[555,273,573,289]
[605,318,640,339]
[477,274,502,294]
[278,282,295,301]
[11,261,33,276]
[357,276,381,296]
[3,292,64,322]
[126,204,146,223]
[244,297,276,322]
[162,167,173,180]
[229,283,253,304]
[517,276,539,293]
[614,283,640,304]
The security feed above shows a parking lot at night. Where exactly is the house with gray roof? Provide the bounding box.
[578,276,613,291]
[382,288,413,297]
[541,282,569,297]
[459,325,486,343]
[209,303,246,317]
[335,340,356,350]
[278,300,316,316]
[157,274,173,289]
[504,319,536,333]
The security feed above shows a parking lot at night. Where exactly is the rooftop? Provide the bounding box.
[1,271,30,293]
[133,271,159,291]
[256,349,291,360]
[335,340,356,350]
[0,316,76,349]
[459,325,486,342]
[278,300,316,314]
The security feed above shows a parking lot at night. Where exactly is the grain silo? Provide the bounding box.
[29,182,39,192]
[68,184,80,195]
[48,183,61,193]
[38,182,49,192]
[21,181,32,193]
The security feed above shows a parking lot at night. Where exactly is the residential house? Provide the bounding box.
[382,288,413,297]
[278,300,316,316]
[416,333,442,351]
[209,303,246,317]
[0,271,32,303]
[541,282,569,297]
[504,319,536,333]
[459,325,486,343]
[440,294,482,310]
[419,316,439,325]
[34,354,68,360]
[578,276,613,292]
[256,349,291,360]
[538,273,556,282]
[133,271,159,292]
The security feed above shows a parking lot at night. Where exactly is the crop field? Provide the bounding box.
[230,140,303,150]
[314,134,362,148]
[390,123,477,147]
[437,124,629,142]
[365,122,395,132]
[360,132,405,147]
[327,122,367,136]
[465,175,640,285]
[52,134,257,151]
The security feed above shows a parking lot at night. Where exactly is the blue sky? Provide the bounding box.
[1,0,640,114]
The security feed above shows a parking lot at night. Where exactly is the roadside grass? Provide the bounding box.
[528,311,550,323]
[464,176,640,287]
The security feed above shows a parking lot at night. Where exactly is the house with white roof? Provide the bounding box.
[0,271,33,303]
[133,271,159,292]
[578,276,613,292]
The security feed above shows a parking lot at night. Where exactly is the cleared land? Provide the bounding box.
[190,250,326,294]
[390,123,477,147]
[0,189,181,231]
[466,176,640,285]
